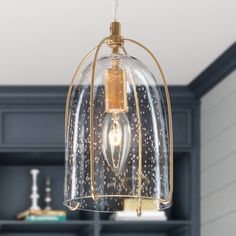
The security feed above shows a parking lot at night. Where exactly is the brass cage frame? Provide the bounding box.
[65,27,173,216]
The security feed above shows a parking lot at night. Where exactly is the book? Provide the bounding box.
[123,198,158,211]
[17,209,66,220]
[25,215,66,222]
[111,211,167,221]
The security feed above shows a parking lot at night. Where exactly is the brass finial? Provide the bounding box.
[107,22,123,53]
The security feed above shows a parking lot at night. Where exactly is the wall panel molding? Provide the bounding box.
[190,43,236,98]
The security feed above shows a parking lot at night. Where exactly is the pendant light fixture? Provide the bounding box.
[64,0,173,216]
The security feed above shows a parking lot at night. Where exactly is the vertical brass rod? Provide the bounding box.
[121,47,143,216]
[123,38,174,203]
[65,46,98,138]
[129,74,143,217]
[90,37,109,200]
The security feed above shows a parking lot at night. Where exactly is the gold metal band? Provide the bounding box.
[65,38,123,206]
[123,38,174,210]
[90,37,109,200]
[129,72,143,217]
[120,42,143,216]
[65,46,98,137]
[120,48,143,216]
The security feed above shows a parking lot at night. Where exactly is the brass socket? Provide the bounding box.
[105,64,128,113]
[105,22,128,112]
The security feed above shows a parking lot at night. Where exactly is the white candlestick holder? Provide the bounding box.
[29,169,41,211]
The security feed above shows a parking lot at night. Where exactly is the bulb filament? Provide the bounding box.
[109,115,122,146]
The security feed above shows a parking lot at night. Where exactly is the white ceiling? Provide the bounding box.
[0,0,235,85]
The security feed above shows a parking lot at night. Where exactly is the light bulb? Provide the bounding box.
[108,117,122,146]
[102,113,131,175]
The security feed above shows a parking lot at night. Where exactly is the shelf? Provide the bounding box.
[100,220,190,234]
[0,220,190,234]
[0,152,64,165]
[0,220,94,233]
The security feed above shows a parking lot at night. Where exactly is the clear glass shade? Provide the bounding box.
[64,54,171,212]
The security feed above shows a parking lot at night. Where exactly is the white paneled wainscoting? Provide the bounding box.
[201,70,236,236]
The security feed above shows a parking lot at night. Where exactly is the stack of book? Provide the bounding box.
[111,210,167,221]
[111,198,167,221]
[17,210,67,222]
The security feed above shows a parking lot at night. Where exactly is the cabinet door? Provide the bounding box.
[0,108,64,150]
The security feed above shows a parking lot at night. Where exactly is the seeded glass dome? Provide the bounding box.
[64,22,173,215]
